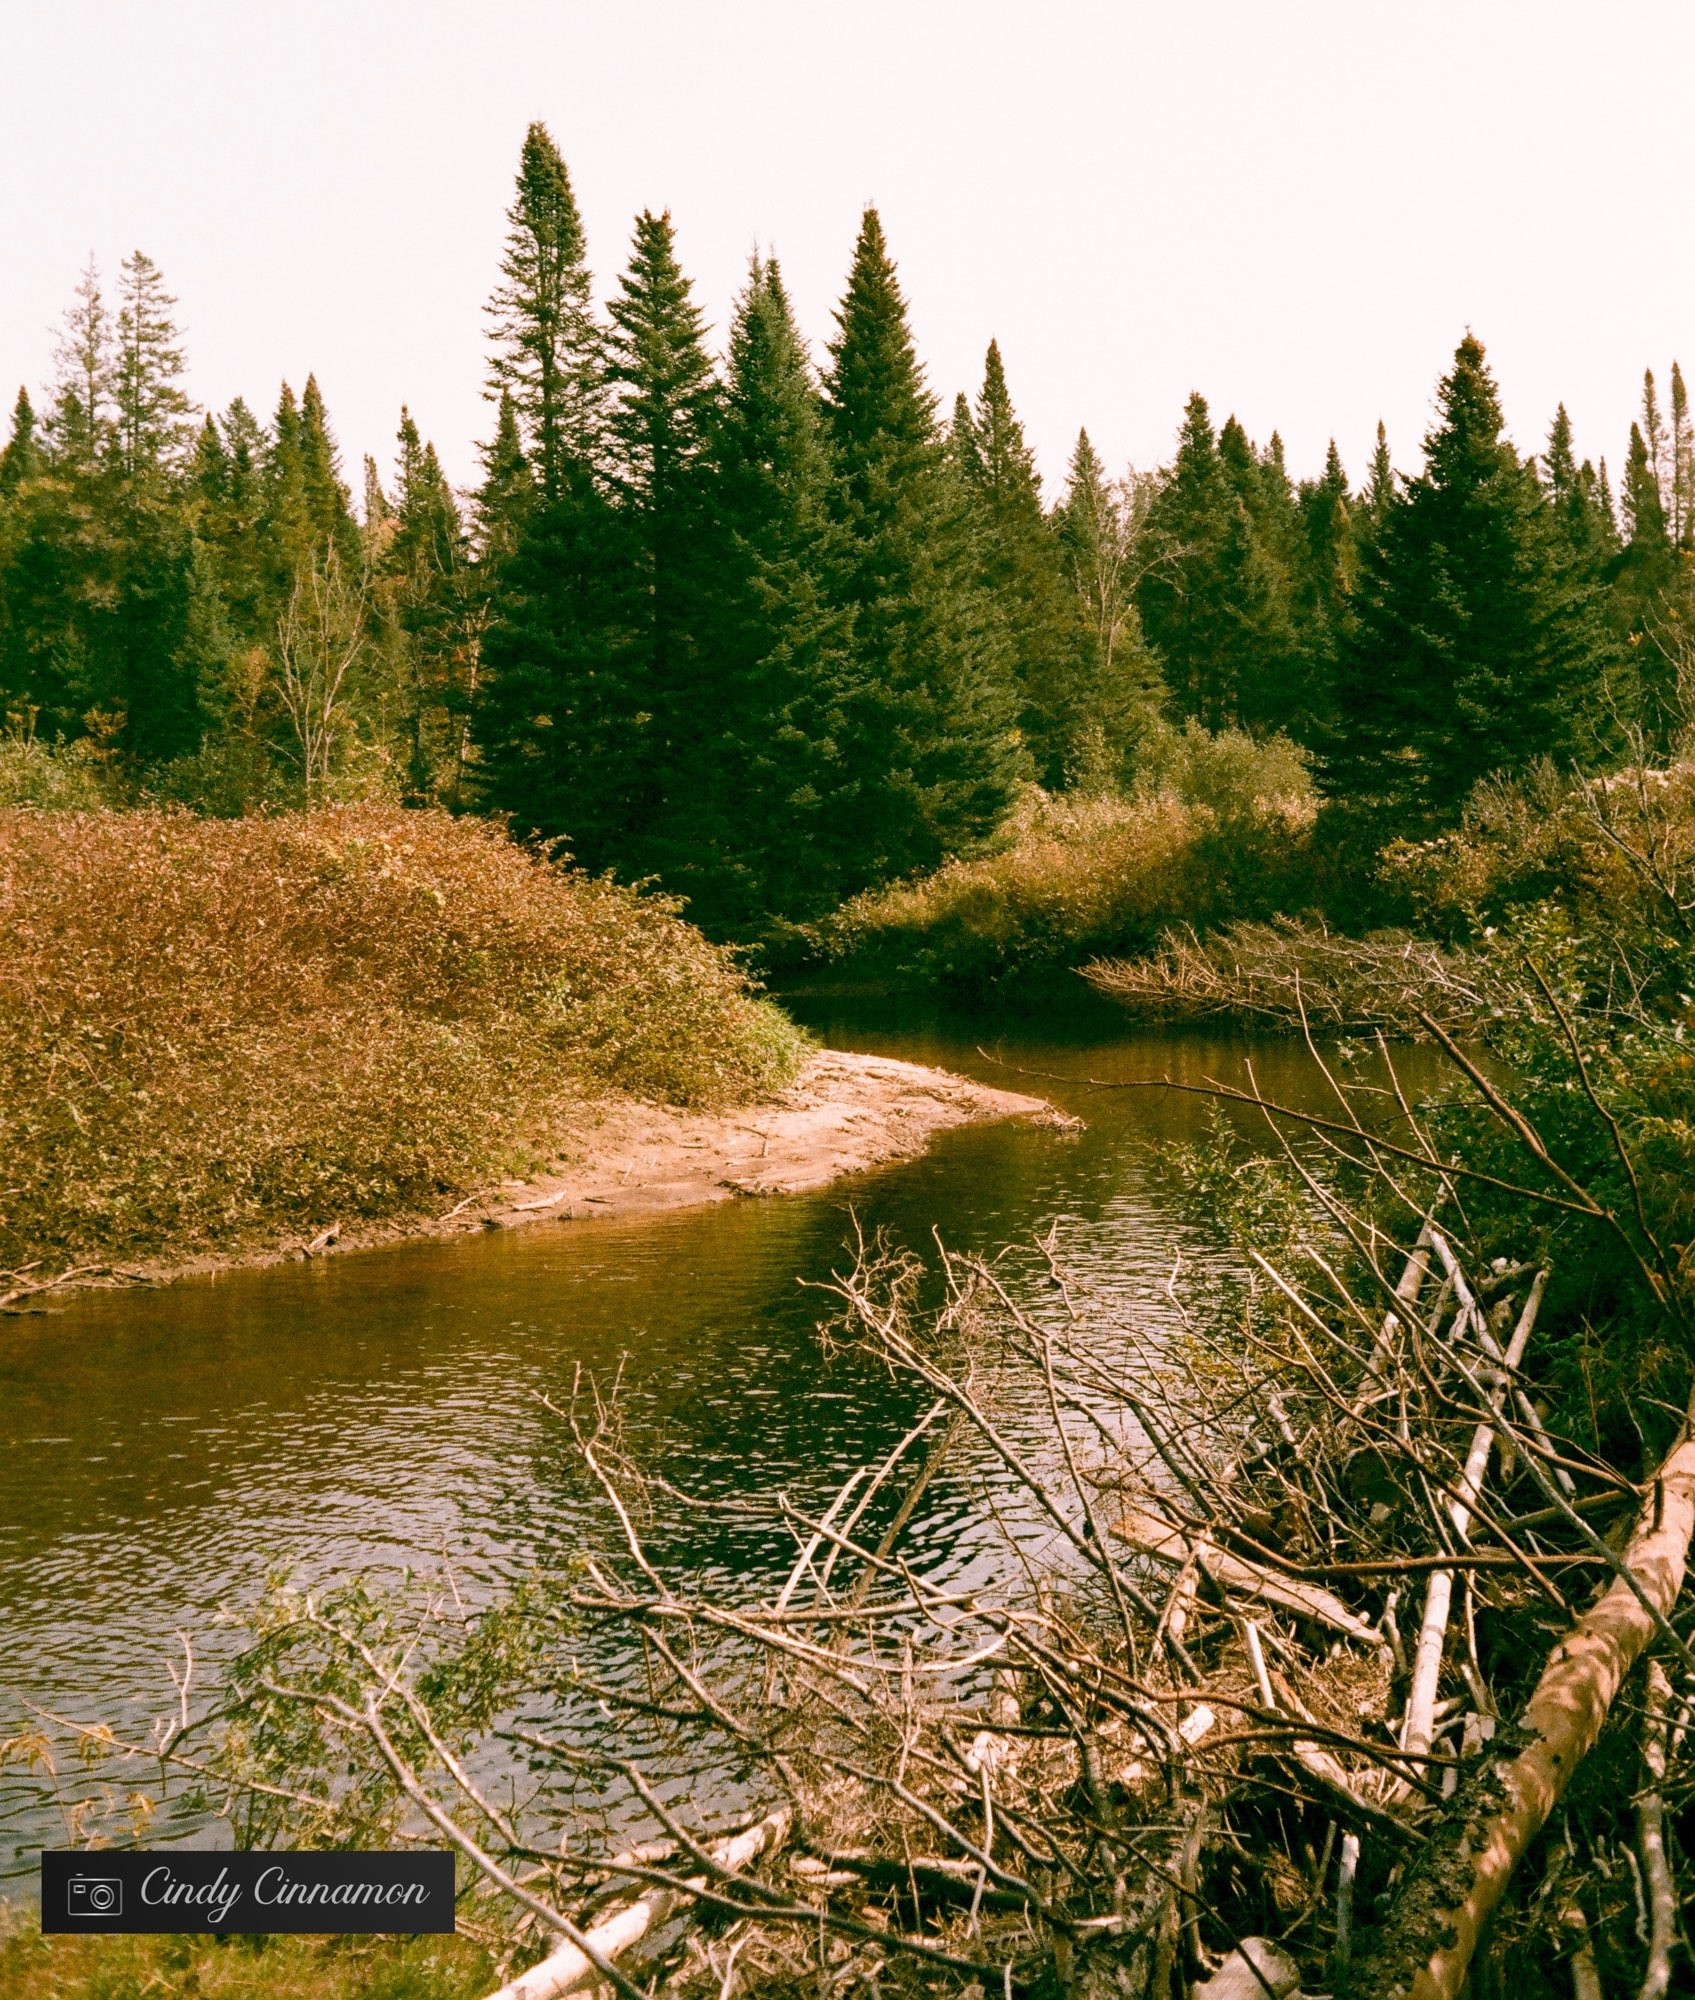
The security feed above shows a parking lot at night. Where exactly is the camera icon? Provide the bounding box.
[67,1875,123,1917]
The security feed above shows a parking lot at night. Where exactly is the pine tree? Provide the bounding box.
[485,122,602,500]
[1054,429,1165,784]
[956,340,1083,787]
[699,257,852,922]
[1,389,39,494]
[602,209,722,872]
[1137,394,1239,727]
[1324,334,1616,833]
[820,208,1021,888]
[113,251,194,486]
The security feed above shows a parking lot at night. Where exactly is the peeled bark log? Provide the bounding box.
[484,1808,791,2000]
[1113,1503,1382,1646]
[1356,1419,1695,2000]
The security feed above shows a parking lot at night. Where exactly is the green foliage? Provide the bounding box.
[822,726,1316,986]
[1323,335,1620,836]
[820,208,1024,892]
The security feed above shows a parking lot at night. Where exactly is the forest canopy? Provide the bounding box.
[2,123,1692,940]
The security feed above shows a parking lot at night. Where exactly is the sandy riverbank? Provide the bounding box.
[6,1052,1063,1303]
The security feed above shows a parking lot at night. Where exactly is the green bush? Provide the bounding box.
[820,726,1318,985]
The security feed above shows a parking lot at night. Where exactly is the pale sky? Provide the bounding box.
[5,1,1692,505]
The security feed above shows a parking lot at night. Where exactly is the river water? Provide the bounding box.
[0,996,1423,1876]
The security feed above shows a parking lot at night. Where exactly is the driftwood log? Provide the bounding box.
[1357,1405,1695,1999]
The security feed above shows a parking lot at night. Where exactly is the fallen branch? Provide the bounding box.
[484,1808,792,2000]
[1359,1404,1695,1999]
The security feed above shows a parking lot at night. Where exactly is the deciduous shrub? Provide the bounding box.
[0,807,809,1270]
[820,726,1317,986]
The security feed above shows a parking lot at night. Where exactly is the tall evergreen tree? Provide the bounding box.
[1,389,40,494]
[1054,429,1165,784]
[113,251,194,486]
[698,256,854,926]
[1324,334,1616,833]
[1289,440,1357,742]
[485,122,602,500]
[298,375,358,563]
[1362,422,1396,538]
[1137,395,1244,728]
[956,340,1082,786]
[601,208,722,875]
[821,207,1021,887]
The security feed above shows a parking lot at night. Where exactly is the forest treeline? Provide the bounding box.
[2,121,1693,938]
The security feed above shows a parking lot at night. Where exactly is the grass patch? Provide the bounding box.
[0,805,811,1273]
[0,1915,495,2000]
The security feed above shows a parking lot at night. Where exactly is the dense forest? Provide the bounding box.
[2,121,1692,939]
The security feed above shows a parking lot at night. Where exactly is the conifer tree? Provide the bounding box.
[485,122,602,499]
[599,209,722,873]
[697,256,853,927]
[1214,416,1301,732]
[1669,362,1693,549]
[1137,395,1238,727]
[0,390,38,494]
[820,208,1021,887]
[1290,440,1356,741]
[46,259,115,472]
[957,340,1082,786]
[1054,429,1165,784]
[474,391,533,571]
[379,408,469,797]
[298,375,358,563]
[1362,422,1396,538]
[1324,334,1615,833]
[113,251,194,486]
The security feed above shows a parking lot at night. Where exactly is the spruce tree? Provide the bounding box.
[1,389,39,494]
[1615,370,1692,748]
[485,122,602,500]
[298,375,359,563]
[1054,429,1165,784]
[474,390,533,572]
[113,251,194,487]
[380,408,469,797]
[699,256,853,927]
[957,340,1083,787]
[820,208,1021,888]
[1137,395,1238,727]
[602,208,722,875]
[1670,362,1693,549]
[1324,334,1616,833]
[1362,423,1396,538]
[1291,440,1357,742]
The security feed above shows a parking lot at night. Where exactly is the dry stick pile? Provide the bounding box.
[25,1107,1695,1997]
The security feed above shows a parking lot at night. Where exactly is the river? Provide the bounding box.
[0,996,1432,1877]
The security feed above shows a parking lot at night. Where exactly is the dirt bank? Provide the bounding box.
[4,1052,1062,1305]
[454,1048,1064,1232]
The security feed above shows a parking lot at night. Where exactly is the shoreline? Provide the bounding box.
[18,1051,1065,1301]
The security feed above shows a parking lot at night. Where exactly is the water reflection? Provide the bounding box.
[0,1005,1442,1868]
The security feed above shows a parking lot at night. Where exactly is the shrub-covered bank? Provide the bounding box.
[817,724,1317,989]
[0,806,808,1278]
